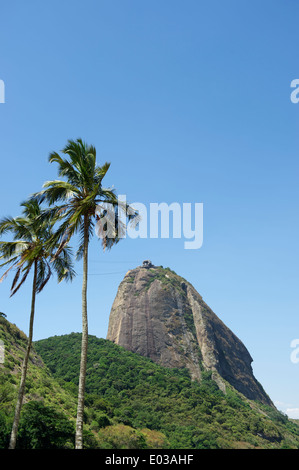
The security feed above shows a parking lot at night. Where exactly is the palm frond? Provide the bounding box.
[94,162,111,184]
[76,219,94,260]
[0,240,30,260]
[49,152,82,187]
[0,216,16,235]
[0,198,76,296]
[52,248,76,282]
[10,266,22,292]
[42,180,80,203]
[20,199,41,218]
[37,139,139,259]
[10,263,33,297]
[0,255,20,269]
[0,216,33,241]
[36,260,52,294]
[96,188,118,205]
[0,263,18,283]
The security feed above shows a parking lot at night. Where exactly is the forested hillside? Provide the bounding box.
[34,333,299,449]
[0,316,77,448]
[1,315,299,449]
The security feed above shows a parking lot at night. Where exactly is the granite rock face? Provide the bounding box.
[107,263,272,405]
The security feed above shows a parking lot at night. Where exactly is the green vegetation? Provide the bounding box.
[16,401,75,449]
[146,266,186,294]
[131,266,188,296]
[0,316,78,448]
[33,332,299,449]
[1,316,299,449]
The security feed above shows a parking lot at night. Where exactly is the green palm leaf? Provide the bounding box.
[0,199,76,448]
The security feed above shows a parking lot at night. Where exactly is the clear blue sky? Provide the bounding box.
[0,0,299,418]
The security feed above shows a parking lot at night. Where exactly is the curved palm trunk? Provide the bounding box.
[9,260,38,449]
[75,215,89,449]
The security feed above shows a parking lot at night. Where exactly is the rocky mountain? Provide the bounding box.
[107,261,272,406]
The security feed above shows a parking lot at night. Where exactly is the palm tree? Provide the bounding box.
[32,138,139,449]
[0,199,75,449]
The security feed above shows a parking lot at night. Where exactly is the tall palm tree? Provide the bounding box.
[0,199,75,449]
[32,138,139,449]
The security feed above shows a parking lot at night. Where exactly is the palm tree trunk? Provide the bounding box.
[75,215,89,449]
[9,260,38,449]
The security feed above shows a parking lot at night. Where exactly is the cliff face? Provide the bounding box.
[107,263,272,406]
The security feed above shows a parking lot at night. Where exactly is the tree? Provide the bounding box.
[17,401,75,449]
[32,138,139,448]
[0,199,75,449]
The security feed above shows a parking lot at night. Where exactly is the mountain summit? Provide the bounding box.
[107,262,272,406]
